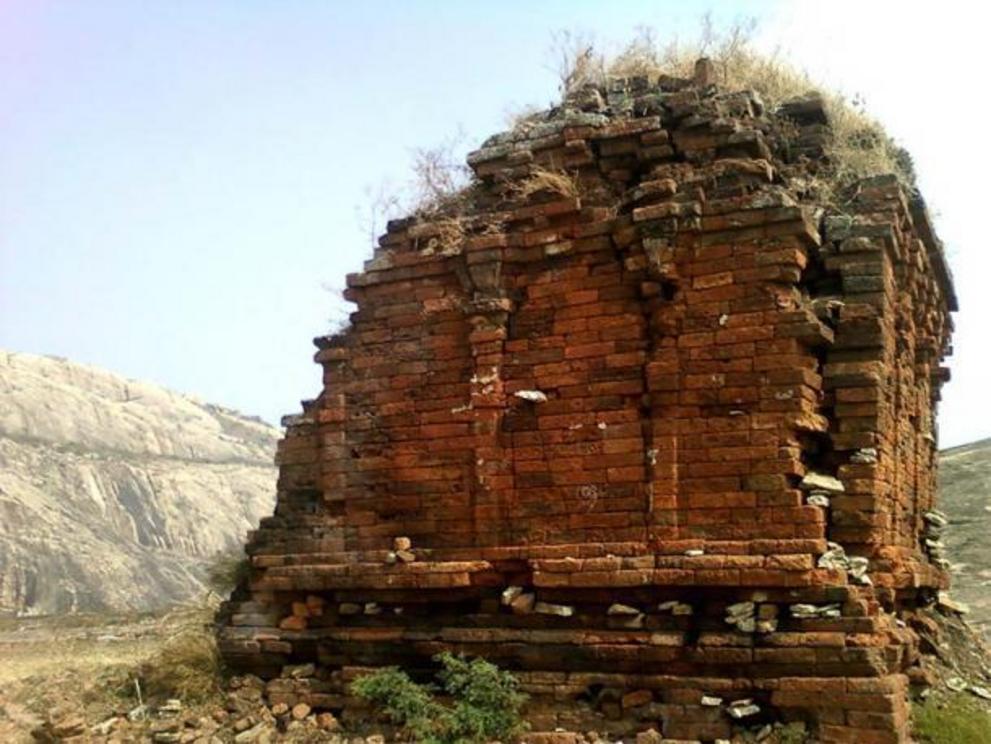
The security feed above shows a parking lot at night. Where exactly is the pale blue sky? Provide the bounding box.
[2,1,988,448]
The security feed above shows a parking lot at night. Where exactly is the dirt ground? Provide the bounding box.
[0,609,203,742]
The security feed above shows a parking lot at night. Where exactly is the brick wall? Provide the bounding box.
[218,68,955,742]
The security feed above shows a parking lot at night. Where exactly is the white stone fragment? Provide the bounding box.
[727,699,760,719]
[817,542,849,570]
[502,586,524,606]
[514,390,548,403]
[800,472,845,493]
[790,603,819,618]
[607,603,641,616]
[807,493,831,508]
[534,601,574,617]
[851,447,878,464]
[726,601,755,619]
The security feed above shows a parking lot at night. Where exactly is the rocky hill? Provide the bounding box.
[0,350,278,615]
[940,437,991,638]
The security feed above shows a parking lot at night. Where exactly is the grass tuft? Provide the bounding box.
[913,693,991,743]
[507,166,582,202]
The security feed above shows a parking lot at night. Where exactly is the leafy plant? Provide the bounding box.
[351,652,528,743]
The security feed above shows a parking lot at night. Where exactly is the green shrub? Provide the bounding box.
[437,652,529,742]
[205,549,251,596]
[913,694,991,743]
[351,666,445,742]
[351,652,528,744]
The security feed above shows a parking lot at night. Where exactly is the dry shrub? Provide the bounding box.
[138,600,222,704]
[549,29,605,97]
[554,19,914,199]
[356,181,404,250]
[358,134,479,252]
[409,134,475,217]
[508,166,582,201]
[412,215,468,255]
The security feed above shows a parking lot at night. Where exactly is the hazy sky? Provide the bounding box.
[1,1,988,448]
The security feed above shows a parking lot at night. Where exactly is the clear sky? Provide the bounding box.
[1,1,988,448]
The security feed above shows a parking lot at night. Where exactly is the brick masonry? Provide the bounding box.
[217,65,956,742]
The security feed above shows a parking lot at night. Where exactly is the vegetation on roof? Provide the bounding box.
[550,20,916,200]
[360,19,918,249]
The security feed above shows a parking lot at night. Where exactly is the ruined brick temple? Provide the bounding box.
[218,61,957,742]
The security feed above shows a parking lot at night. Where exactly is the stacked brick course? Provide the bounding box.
[218,63,956,742]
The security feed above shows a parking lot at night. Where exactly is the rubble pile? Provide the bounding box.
[217,60,956,742]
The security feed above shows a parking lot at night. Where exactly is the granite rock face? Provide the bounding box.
[940,438,991,638]
[0,350,278,615]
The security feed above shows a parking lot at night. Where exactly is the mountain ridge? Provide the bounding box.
[0,350,279,615]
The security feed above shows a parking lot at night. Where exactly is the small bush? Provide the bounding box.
[352,652,528,744]
[913,694,991,743]
[437,652,528,743]
[140,629,221,703]
[139,602,222,704]
[205,549,251,596]
[351,666,446,742]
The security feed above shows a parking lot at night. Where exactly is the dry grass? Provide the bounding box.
[411,215,468,256]
[0,600,225,702]
[366,19,911,249]
[0,611,165,687]
[136,599,223,704]
[549,29,605,100]
[507,166,582,201]
[0,601,227,742]
[552,20,914,199]
[0,633,152,687]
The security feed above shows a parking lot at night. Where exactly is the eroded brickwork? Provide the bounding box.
[218,65,956,742]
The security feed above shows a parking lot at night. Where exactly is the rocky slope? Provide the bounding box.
[940,437,991,638]
[0,350,278,615]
